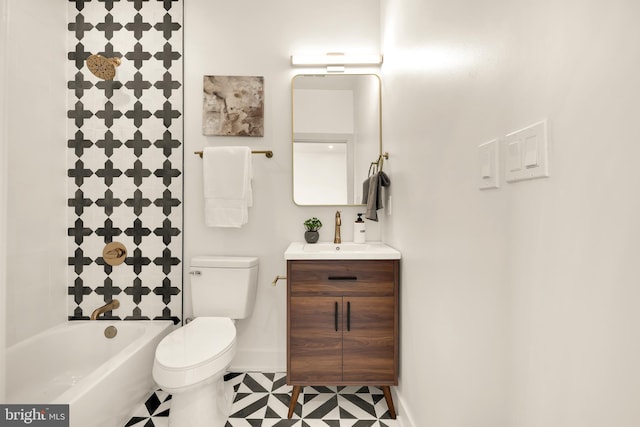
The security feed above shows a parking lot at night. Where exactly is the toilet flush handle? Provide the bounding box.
[189,271,201,276]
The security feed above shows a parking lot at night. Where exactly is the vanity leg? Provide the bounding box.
[381,386,397,419]
[288,385,302,419]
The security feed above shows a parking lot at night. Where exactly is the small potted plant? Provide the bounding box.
[303,217,322,244]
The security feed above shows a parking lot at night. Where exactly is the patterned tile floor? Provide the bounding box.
[125,372,399,427]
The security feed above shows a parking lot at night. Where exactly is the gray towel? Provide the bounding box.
[362,177,370,205]
[364,171,390,221]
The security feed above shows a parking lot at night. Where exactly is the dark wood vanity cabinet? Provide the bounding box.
[286,259,399,418]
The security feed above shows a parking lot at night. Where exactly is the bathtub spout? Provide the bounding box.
[91,299,120,320]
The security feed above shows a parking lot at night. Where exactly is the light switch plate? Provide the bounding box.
[507,139,523,172]
[505,120,549,183]
[478,139,499,190]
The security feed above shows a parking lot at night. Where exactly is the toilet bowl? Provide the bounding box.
[152,256,259,427]
[153,317,236,426]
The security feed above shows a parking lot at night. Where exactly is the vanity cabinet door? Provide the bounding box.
[342,296,396,383]
[288,296,343,383]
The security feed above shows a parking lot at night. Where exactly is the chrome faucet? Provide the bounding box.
[90,299,120,320]
[334,210,342,244]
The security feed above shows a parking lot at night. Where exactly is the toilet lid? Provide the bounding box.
[155,317,235,370]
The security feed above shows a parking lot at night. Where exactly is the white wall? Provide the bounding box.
[183,0,381,370]
[0,0,8,402]
[380,2,510,425]
[502,2,640,426]
[381,0,640,426]
[4,0,67,346]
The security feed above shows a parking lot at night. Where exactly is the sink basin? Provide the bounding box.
[285,241,401,260]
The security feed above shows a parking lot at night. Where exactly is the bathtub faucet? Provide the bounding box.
[90,299,120,320]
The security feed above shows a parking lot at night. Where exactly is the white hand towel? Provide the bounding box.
[202,146,253,227]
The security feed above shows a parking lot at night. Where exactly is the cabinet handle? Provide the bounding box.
[328,276,358,281]
[334,302,339,331]
[347,301,351,331]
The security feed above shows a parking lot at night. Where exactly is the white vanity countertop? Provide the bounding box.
[284,241,401,260]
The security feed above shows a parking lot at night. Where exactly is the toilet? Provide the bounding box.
[152,256,259,427]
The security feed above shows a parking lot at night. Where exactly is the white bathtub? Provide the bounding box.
[6,320,174,427]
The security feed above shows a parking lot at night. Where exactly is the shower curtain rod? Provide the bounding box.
[194,150,273,158]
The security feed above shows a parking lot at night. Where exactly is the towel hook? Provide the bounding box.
[369,152,389,176]
[379,152,389,170]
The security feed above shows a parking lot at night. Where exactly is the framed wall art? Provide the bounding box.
[203,75,264,137]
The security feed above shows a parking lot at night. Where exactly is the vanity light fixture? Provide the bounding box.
[290,52,383,67]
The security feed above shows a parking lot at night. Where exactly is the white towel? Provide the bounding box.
[202,146,253,227]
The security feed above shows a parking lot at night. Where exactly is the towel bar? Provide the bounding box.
[194,150,273,158]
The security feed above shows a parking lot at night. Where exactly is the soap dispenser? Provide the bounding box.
[354,213,366,243]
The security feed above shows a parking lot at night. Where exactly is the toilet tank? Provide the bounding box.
[190,256,259,319]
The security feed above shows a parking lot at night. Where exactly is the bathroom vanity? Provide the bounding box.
[284,242,401,419]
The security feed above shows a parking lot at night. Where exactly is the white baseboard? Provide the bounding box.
[393,387,416,427]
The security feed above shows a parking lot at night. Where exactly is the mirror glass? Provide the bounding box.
[292,74,381,205]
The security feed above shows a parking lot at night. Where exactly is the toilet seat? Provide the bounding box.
[156,317,235,370]
[153,317,236,391]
